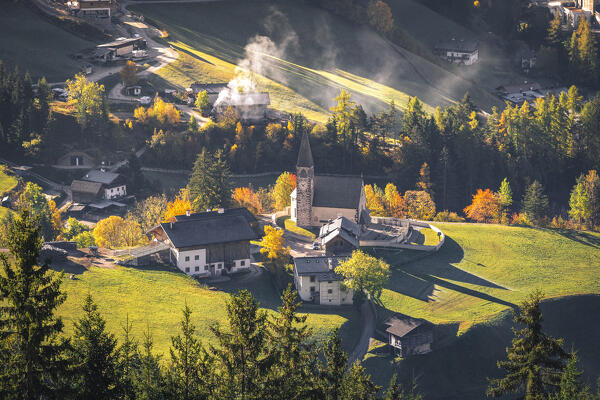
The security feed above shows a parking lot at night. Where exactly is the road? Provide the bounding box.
[347,300,375,366]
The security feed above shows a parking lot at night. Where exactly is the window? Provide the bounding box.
[240,260,245,266]
[218,263,222,268]
[327,281,332,284]
[328,299,332,302]
[185,267,190,273]
[310,286,316,293]
[204,265,209,271]
[185,256,190,262]
[310,276,316,283]
[327,289,332,294]
[195,266,199,272]
[195,255,199,261]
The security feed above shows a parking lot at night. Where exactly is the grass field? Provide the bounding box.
[374,223,600,329]
[0,168,18,196]
[277,216,317,241]
[54,264,359,356]
[129,0,504,117]
[0,3,95,81]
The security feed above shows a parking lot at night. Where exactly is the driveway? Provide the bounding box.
[347,300,375,366]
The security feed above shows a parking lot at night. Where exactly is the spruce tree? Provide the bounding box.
[569,175,591,225]
[210,290,269,400]
[498,178,513,224]
[0,210,69,399]
[320,328,348,400]
[522,180,549,224]
[383,374,423,400]
[167,304,209,400]
[118,315,139,400]
[71,294,120,400]
[339,361,379,400]
[133,327,166,400]
[265,285,319,399]
[487,290,568,399]
[550,351,592,400]
[187,148,231,212]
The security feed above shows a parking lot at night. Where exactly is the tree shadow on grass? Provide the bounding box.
[382,236,516,309]
[545,228,600,249]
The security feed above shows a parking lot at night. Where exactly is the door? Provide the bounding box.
[210,265,215,276]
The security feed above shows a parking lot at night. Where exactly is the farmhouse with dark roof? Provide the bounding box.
[290,133,367,227]
[318,216,361,256]
[70,169,126,203]
[384,314,434,357]
[293,256,354,305]
[149,208,259,277]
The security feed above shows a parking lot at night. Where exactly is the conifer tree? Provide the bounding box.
[340,361,380,400]
[71,294,120,400]
[265,285,319,399]
[416,162,434,198]
[0,210,69,399]
[547,12,562,47]
[487,290,568,399]
[522,180,549,224]
[133,327,166,400]
[320,328,348,400]
[550,351,592,400]
[569,175,591,225]
[187,148,231,212]
[167,304,209,400]
[118,315,139,400]
[384,374,423,400]
[210,290,269,399]
[498,178,513,224]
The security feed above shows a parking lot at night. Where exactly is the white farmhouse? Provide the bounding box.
[434,39,479,65]
[293,256,354,306]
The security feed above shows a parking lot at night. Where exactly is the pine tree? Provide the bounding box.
[210,290,269,400]
[522,180,549,224]
[0,210,69,399]
[133,326,166,400]
[320,328,348,400]
[383,374,423,400]
[265,285,319,399]
[569,175,591,225]
[167,304,209,400]
[416,162,434,198]
[584,170,600,228]
[550,351,592,400]
[118,315,139,400]
[340,361,380,400]
[71,294,120,400]
[498,178,513,224]
[187,148,232,212]
[487,290,568,399]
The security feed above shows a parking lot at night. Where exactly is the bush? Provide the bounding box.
[510,212,533,227]
[434,210,465,222]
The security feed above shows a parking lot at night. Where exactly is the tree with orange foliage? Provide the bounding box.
[163,189,192,222]
[384,183,406,218]
[272,172,297,211]
[464,189,500,223]
[232,187,262,215]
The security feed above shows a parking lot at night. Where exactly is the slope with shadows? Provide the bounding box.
[129,0,504,120]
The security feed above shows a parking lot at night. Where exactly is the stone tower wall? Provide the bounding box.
[296,166,314,227]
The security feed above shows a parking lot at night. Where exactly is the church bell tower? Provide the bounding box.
[296,133,314,227]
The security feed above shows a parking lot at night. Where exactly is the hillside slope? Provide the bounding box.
[130,0,504,119]
[0,3,95,81]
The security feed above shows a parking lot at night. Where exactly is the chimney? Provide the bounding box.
[170,221,173,229]
[186,210,190,217]
[218,208,225,214]
[328,259,334,271]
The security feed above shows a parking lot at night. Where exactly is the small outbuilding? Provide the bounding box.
[384,314,434,357]
[125,86,142,96]
[318,216,361,256]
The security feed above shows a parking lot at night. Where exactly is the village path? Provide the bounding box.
[347,300,376,366]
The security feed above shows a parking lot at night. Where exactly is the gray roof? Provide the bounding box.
[160,214,259,249]
[319,216,361,238]
[384,314,433,338]
[313,175,363,209]
[297,133,314,168]
[88,200,126,209]
[190,83,227,94]
[71,180,103,195]
[435,38,478,53]
[82,170,120,185]
[294,256,348,281]
[97,37,144,49]
[174,208,257,225]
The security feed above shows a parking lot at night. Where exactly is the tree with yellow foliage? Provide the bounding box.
[48,200,63,235]
[93,216,145,248]
[134,98,179,129]
[364,184,386,216]
[163,189,193,222]
[258,225,290,263]
[119,60,138,87]
[404,190,436,220]
[464,189,500,223]
[232,187,262,215]
[272,172,297,211]
[384,183,406,218]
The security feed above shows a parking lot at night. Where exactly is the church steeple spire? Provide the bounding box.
[297,132,314,168]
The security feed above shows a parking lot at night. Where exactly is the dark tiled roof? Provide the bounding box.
[82,170,121,185]
[71,180,103,195]
[384,314,433,338]
[294,256,348,281]
[296,133,314,168]
[435,38,478,53]
[174,207,257,225]
[97,37,144,49]
[160,215,258,249]
[313,175,363,209]
[319,216,361,238]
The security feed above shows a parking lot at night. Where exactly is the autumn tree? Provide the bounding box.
[464,189,500,223]
[93,215,145,248]
[120,60,138,87]
[258,225,290,273]
[569,175,591,225]
[384,183,406,218]
[497,178,513,224]
[129,194,168,232]
[488,290,568,399]
[195,90,211,115]
[272,172,296,211]
[134,98,180,129]
[335,250,390,304]
[404,190,436,220]
[367,0,394,34]
[163,189,193,222]
[232,187,262,215]
[416,162,433,198]
[66,73,108,133]
[365,184,386,216]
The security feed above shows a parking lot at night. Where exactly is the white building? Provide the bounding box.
[434,39,479,65]
[81,169,127,200]
[293,256,354,306]
[149,208,259,278]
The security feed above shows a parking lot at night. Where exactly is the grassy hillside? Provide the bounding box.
[130,0,503,119]
[55,265,359,356]
[0,168,18,196]
[376,224,600,329]
[0,3,94,81]
[365,295,600,399]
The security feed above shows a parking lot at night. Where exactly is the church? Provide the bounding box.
[290,133,367,228]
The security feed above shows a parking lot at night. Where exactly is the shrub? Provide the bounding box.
[434,210,465,222]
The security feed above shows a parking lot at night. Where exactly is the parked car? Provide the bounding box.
[312,241,320,250]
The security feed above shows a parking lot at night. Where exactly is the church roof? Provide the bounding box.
[313,175,363,209]
[296,133,314,168]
